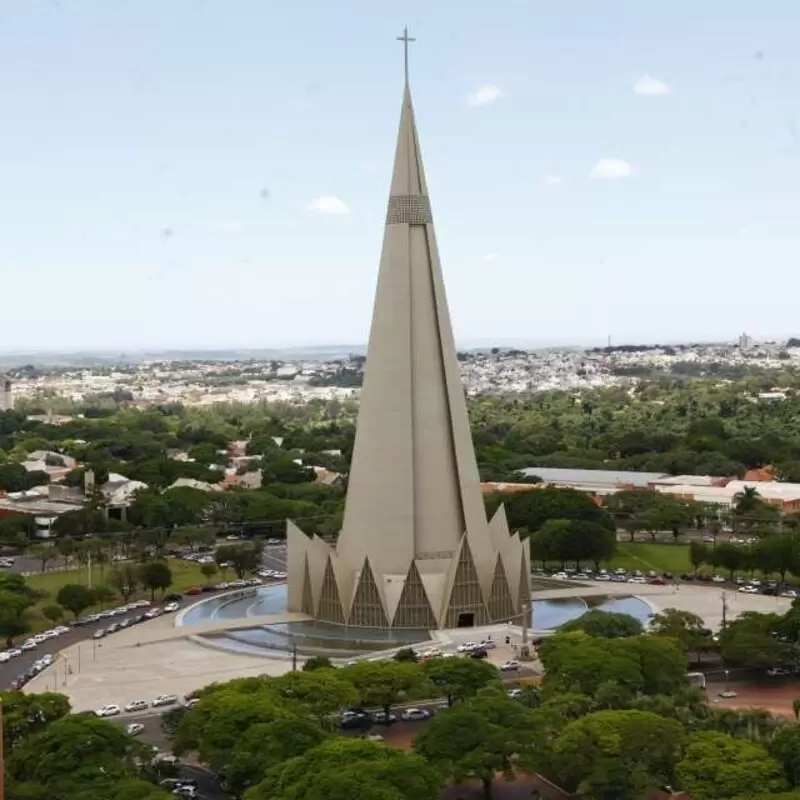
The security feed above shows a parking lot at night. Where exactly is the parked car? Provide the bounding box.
[164,602,180,613]
[152,694,179,707]
[96,704,121,717]
[500,660,521,671]
[125,700,150,712]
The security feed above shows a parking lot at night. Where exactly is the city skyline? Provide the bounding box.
[4,1,800,348]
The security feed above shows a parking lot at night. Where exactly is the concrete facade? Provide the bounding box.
[287,73,529,630]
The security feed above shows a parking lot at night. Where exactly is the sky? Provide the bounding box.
[3,0,800,350]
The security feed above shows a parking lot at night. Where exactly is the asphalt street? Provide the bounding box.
[260,543,287,572]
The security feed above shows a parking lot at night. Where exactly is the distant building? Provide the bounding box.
[738,331,753,350]
[0,374,13,411]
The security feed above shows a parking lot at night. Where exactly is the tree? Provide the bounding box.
[0,589,33,646]
[28,544,57,573]
[414,688,544,800]
[393,647,419,663]
[302,656,333,672]
[769,725,800,787]
[339,661,426,723]
[6,713,152,796]
[551,709,683,800]
[0,690,71,748]
[137,561,173,600]
[215,543,263,578]
[175,689,287,771]
[690,541,710,573]
[560,610,643,638]
[676,731,787,800]
[272,670,358,721]
[719,612,795,669]
[200,562,218,583]
[40,604,64,624]
[539,631,687,698]
[649,608,713,661]
[497,487,615,537]
[421,657,499,706]
[226,717,330,796]
[56,584,95,620]
[108,563,139,602]
[246,738,440,800]
[55,537,76,567]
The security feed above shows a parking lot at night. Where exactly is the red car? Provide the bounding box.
[185,587,202,595]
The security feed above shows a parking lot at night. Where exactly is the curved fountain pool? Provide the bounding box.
[178,585,653,658]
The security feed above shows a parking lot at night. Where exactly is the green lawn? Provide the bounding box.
[605,542,694,575]
[23,558,216,632]
[25,558,211,596]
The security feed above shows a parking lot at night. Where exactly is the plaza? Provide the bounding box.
[22,580,790,713]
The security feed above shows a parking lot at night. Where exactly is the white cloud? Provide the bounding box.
[483,253,499,262]
[633,74,672,96]
[543,174,564,187]
[466,84,506,108]
[589,158,633,180]
[307,196,350,215]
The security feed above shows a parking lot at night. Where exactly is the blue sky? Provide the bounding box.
[2,0,800,350]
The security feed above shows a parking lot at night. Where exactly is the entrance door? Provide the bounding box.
[457,612,475,628]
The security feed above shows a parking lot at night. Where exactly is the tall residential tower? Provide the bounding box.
[287,37,529,630]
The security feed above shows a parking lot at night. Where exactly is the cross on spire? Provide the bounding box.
[396,26,415,84]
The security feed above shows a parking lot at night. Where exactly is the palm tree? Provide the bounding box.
[735,486,761,514]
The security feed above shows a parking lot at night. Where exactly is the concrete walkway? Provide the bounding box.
[22,581,791,713]
[111,611,312,647]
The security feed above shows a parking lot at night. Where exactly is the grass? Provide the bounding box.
[22,558,216,633]
[605,542,694,575]
[25,559,211,596]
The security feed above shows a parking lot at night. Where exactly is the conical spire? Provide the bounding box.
[336,74,491,586]
[388,85,429,199]
[287,41,524,631]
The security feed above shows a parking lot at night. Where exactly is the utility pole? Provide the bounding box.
[291,644,297,671]
[87,548,93,590]
[721,591,728,630]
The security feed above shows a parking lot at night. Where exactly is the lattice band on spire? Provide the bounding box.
[387,194,432,225]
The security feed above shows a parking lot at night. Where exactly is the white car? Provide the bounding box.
[125,700,150,712]
[20,640,37,651]
[96,704,121,717]
[401,707,431,721]
[551,571,569,580]
[500,660,521,671]
[507,688,523,699]
[6,648,22,659]
[711,575,726,583]
[152,694,179,707]
[422,648,442,658]
[739,585,759,594]
[627,576,646,584]
[164,602,180,613]
[456,642,477,653]
[125,723,145,736]
[0,652,9,663]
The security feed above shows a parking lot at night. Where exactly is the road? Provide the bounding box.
[0,617,109,691]
[261,543,287,572]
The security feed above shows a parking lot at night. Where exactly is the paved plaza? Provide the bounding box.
[22,582,792,713]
